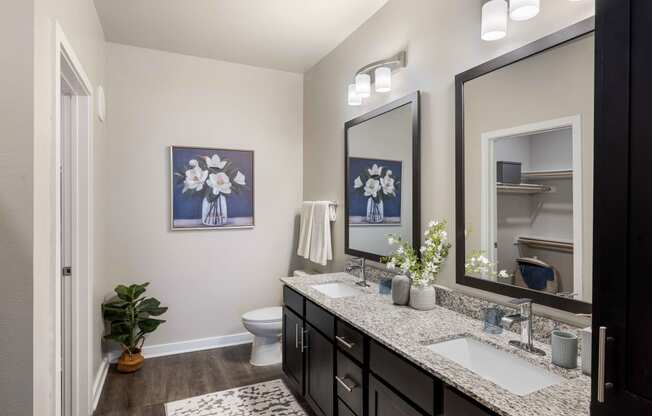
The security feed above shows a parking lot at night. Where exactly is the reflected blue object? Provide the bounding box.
[379,277,392,295]
[483,307,504,334]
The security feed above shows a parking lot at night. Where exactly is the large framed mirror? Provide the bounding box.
[456,19,593,313]
[345,92,420,262]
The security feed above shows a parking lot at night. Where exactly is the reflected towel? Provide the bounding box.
[297,202,314,259]
[309,201,333,266]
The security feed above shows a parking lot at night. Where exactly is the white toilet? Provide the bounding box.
[241,306,283,366]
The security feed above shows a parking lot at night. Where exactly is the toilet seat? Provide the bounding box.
[242,306,282,324]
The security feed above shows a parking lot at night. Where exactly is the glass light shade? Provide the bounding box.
[348,84,362,106]
[509,0,540,21]
[355,73,371,98]
[481,0,508,41]
[374,67,392,93]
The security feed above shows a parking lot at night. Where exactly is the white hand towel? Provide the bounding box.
[297,202,314,259]
[309,201,333,266]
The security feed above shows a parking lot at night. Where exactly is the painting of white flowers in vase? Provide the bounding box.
[349,157,401,226]
[170,146,254,230]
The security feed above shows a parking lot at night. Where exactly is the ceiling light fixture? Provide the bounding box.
[347,51,406,106]
[481,0,508,41]
[510,0,540,21]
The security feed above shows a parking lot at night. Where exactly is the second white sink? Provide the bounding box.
[428,337,563,396]
[311,282,363,298]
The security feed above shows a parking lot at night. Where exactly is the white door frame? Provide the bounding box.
[480,115,583,297]
[53,22,94,416]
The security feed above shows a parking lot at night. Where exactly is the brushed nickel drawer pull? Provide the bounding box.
[336,336,355,349]
[301,328,309,352]
[335,375,357,392]
[295,324,299,349]
[597,326,607,403]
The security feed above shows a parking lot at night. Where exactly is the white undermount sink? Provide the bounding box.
[311,282,363,298]
[428,337,563,396]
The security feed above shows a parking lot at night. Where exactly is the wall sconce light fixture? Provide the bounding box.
[347,51,406,106]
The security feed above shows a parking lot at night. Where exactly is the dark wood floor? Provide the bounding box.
[94,343,314,416]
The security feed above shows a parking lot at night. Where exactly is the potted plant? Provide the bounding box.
[102,282,168,373]
[383,220,452,310]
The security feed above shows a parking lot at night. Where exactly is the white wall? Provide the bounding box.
[302,0,594,324]
[98,43,303,351]
[0,2,34,414]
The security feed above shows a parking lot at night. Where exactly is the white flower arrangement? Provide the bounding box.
[352,163,399,202]
[464,250,511,279]
[383,219,452,287]
[175,153,248,200]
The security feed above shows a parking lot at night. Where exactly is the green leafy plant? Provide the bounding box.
[102,282,168,356]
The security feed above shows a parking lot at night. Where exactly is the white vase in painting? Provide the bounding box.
[366,197,384,223]
[409,285,436,310]
[202,195,228,226]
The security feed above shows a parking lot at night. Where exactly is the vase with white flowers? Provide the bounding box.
[176,153,248,226]
[465,250,511,282]
[383,220,452,310]
[352,163,398,223]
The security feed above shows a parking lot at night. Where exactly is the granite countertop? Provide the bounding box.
[280,272,590,416]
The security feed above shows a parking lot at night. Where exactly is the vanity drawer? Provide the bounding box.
[305,299,335,340]
[336,320,364,363]
[370,340,439,415]
[283,286,304,317]
[336,351,363,416]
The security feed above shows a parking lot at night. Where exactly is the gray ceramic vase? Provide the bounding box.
[551,330,579,369]
[409,285,436,310]
[391,275,411,305]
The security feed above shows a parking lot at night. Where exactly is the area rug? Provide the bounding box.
[165,379,308,416]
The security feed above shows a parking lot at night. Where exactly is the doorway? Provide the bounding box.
[54,24,94,416]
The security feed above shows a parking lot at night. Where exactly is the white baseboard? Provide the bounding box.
[108,332,254,363]
[91,357,110,412]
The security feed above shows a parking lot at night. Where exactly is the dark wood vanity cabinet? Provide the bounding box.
[282,285,494,416]
[282,306,304,394]
[305,323,335,416]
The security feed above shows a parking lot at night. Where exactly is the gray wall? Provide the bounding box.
[0,1,34,414]
[302,0,594,324]
[99,43,303,349]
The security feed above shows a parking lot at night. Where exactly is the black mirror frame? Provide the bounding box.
[455,19,594,314]
[345,91,421,263]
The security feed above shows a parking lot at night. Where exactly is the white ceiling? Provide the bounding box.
[94,0,390,73]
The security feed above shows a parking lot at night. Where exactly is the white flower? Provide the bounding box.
[387,261,396,270]
[397,246,405,255]
[206,172,232,195]
[188,159,198,167]
[363,178,381,197]
[183,166,208,193]
[420,246,426,253]
[353,176,364,189]
[387,236,396,245]
[368,164,383,176]
[204,154,227,169]
[233,171,246,186]
[380,173,396,196]
[498,270,510,278]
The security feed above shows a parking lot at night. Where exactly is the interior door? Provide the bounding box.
[592,0,652,413]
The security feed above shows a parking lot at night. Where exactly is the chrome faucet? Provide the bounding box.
[346,257,369,287]
[501,298,546,356]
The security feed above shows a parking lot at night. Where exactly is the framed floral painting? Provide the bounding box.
[170,146,254,230]
[348,157,402,226]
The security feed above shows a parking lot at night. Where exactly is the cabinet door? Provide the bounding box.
[369,374,422,416]
[305,324,335,416]
[283,306,304,394]
[593,0,652,414]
